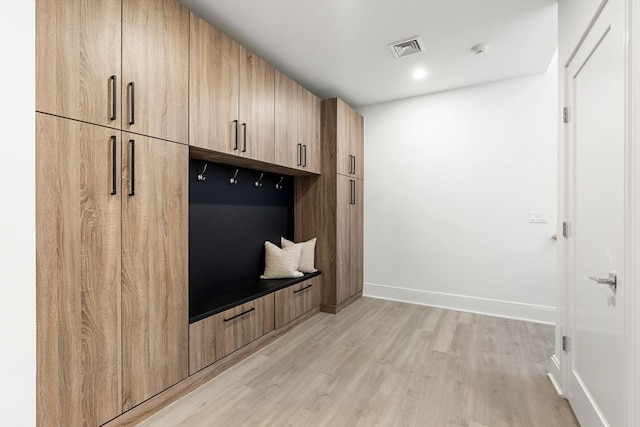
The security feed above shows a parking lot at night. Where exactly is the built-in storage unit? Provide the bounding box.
[274,276,323,328]
[297,98,364,314]
[36,0,189,144]
[36,113,189,426]
[189,13,275,164]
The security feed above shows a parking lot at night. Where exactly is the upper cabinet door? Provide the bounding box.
[189,13,240,153]
[36,0,121,129]
[275,70,300,169]
[122,0,189,144]
[335,98,363,179]
[351,109,364,180]
[239,46,275,164]
[299,86,321,174]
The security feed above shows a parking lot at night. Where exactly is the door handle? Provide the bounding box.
[589,272,617,292]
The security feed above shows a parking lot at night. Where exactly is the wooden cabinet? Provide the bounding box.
[296,98,364,313]
[36,0,121,129]
[336,98,364,179]
[189,295,275,374]
[36,0,189,143]
[36,114,189,424]
[121,133,189,410]
[274,277,322,329]
[36,113,122,426]
[121,0,189,144]
[190,14,275,163]
[275,71,321,173]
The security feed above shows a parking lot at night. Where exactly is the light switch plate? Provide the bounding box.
[529,211,549,223]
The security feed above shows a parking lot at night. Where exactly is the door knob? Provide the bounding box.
[588,272,617,292]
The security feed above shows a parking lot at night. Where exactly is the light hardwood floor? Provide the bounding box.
[137,298,579,427]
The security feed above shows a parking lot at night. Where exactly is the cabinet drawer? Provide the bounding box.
[274,277,322,329]
[189,294,274,374]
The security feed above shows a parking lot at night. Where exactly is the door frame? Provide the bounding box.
[556,1,640,425]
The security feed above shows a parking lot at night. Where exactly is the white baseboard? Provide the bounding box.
[363,282,556,325]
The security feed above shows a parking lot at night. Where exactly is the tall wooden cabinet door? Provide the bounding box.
[299,87,321,174]
[353,178,364,295]
[36,0,121,129]
[335,98,352,177]
[239,46,275,163]
[121,134,189,410]
[351,110,364,180]
[122,0,189,144]
[36,113,122,426]
[335,174,354,304]
[275,70,300,169]
[189,13,240,153]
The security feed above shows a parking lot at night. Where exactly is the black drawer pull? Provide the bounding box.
[293,284,313,293]
[109,75,117,121]
[110,136,117,195]
[223,307,255,322]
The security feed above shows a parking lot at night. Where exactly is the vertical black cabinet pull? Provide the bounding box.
[242,123,247,152]
[110,136,117,195]
[350,179,356,205]
[109,75,117,121]
[297,143,302,166]
[352,155,356,175]
[303,144,307,167]
[128,82,135,125]
[233,120,239,151]
[128,140,135,196]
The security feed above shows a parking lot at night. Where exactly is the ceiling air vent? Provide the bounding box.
[389,36,424,59]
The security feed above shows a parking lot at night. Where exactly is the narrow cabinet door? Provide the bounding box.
[352,179,364,295]
[121,134,189,410]
[351,110,364,180]
[335,174,353,305]
[189,13,240,153]
[239,46,275,163]
[299,87,321,174]
[36,113,122,426]
[36,0,121,129]
[275,70,299,169]
[122,0,189,144]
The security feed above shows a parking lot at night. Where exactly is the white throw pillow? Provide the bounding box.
[260,241,304,279]
[281,237,317,273]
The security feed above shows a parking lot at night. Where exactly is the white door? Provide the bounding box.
[565,1,626,426]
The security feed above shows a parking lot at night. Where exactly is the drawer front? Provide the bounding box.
[189,294,275,374]
[274,277,322,329]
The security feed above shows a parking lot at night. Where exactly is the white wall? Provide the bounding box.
[359,53,558,324]
[0,1,36,426]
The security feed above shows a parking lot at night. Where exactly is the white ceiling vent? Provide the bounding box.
[389,36,424,59]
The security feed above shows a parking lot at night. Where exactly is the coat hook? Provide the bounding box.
[229,169,239,185]
[255,172,264,187]
[197,163,208,181]
[275,176,284,190]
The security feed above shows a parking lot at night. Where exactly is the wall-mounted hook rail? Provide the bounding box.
[229,169,239,185]
[197,163,208,181]
[255,173,264,187]
[275,176,284,190]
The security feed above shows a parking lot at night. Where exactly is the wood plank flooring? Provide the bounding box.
[136,298,579,427]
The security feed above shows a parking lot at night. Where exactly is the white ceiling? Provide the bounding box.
[178,0,557,108]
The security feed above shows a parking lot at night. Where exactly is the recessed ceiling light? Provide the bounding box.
[413,68,427,79]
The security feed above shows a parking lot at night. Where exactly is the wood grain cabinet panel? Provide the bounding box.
[189,295,275,375]
[189,13,240,154]
[36,0,121,129]
[299,86,322,174]
[121,133,189,411]
[122,0,190,144]
[274,277,322,329]
[335,98,364,179]
[36,113,122,426]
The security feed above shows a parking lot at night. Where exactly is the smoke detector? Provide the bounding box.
[471,43,489,55]
[389,36,425,59]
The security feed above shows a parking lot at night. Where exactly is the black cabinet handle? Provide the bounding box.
[109,75,117,121]
[110,136,117,195]
[293,284,312,293]
[128,82,135,125]
[128,139,135,196]
[233,120,239,151]
[223,307,255,322]
[350,179,356,205]
[303,144,307,167]
[352,155,356,175]
[242,123,247,152]
[297,143,302,166]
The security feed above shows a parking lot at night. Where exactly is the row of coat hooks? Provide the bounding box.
[197,162,285,189]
